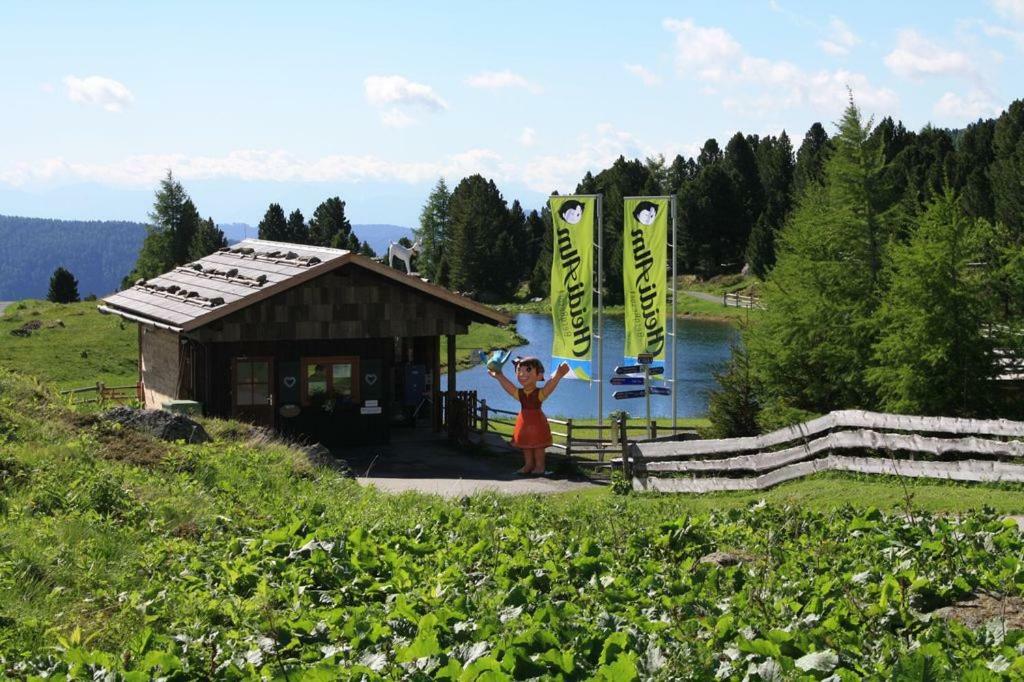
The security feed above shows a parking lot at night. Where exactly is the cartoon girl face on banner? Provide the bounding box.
[560,200,584,225]
[633,201,658,226]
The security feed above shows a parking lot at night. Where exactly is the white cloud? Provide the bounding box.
[992,0,1024,23]
[884,30,976,80]
[363,75,447,110]
[0,124,667,195]
[662,17,896,116]
[624,63,662,86]
[818,17,860,56]
[933,90,1002,120]
[519,123,657,192]
[380,108,416,128]
[465,70,542,94]
[62,75,134,112]
[981,21,1024,49]
[662,18,742,80]
[519,127,536,147]
[0,149,504,188]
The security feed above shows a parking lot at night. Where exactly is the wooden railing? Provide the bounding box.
[723,291,763,309]
[448,391,697,466]
[628,409,1024,492]
[60,381,141,405]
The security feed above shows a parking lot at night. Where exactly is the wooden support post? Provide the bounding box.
[446,334,456,437]
[480,399,488,435]
[565,418,574,460]
[619,414,629,477]
[432,335,442,432]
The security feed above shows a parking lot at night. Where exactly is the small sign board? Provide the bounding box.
[637,353,654,365]
[613,389,646,400]
[610,376,644,386]
[648,386,671,396]
[648,366,664,376]
[615,365,643,375]
[360,406,383,415]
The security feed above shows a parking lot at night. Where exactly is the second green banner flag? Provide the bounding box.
[622,197,668,366]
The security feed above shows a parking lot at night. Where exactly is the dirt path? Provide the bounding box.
[0,302,12,316]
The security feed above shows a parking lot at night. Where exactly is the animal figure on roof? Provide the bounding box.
[386,238,422,275]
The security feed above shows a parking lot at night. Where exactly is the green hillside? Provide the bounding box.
[1,370,1023,676]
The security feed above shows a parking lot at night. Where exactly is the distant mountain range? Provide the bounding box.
[0,214,415,301]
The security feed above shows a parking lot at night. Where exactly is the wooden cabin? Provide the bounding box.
[99,239,510,446]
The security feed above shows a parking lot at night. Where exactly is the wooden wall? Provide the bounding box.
[140,326,180,408]
[189,267,471,343]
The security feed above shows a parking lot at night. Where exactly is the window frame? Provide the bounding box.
[300,355,360,406]
[232,356,274,409]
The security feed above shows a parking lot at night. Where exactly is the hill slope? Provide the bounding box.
[0,215,147,300]
[1,367,1022,675]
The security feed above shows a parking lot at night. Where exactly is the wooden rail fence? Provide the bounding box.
[444,391,697,465]
[60,381,141,405]
[722,292,763,309]
[627,409,1024,492]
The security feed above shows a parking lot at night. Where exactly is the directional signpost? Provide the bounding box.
[611,389,646,400]
[611,353,673,439]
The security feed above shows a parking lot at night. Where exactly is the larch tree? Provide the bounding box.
[867,192,998,416]
[415,177,451,284]
[745,99,895,414]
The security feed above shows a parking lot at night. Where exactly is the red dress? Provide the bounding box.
[512,388,552,449]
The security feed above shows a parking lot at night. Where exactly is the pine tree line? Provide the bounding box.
[256,198,375,257]
[708,99,1024,432]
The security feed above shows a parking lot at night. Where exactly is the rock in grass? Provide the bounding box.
[102,406,211,444]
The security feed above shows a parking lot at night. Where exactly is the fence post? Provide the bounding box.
[480,399,488,435]
[565,418,573,460]
[618,414,629,477]
[650,420,658,440]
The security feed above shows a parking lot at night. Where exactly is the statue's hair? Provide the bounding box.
[512,356,545,380]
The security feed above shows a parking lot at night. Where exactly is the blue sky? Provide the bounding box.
[1,1,1022,226]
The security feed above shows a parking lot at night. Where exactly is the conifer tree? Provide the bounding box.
[309,197,358,250]
[47,266,79,303]
[793,122,831,197]
[125,171,202,283]
[867,192,998,416]
[745,99,894,413]
[286,209,309,245]
[415,178,451,284]
[448,175,510,297]
[189,217,227,259]
[257,203,289,241]
[991,100,1024,241]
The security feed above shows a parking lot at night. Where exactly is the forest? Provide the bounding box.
[0,215,147,300]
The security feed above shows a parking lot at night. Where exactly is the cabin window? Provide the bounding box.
[234,358,271,407]
[301,356,359,405]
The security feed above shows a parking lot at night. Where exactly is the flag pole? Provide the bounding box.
[671,194,678,433]
[596,194,604,431]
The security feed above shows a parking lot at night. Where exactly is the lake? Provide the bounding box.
[443,313,740,420]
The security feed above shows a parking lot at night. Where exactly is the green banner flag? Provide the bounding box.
[623,197,668,364]
[549,196,594,380]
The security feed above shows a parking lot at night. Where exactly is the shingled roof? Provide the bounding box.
[99,239,510,332]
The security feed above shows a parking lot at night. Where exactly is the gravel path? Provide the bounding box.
[342,429,601,498]
[0,302,12,316]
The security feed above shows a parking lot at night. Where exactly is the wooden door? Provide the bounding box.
[233,357,275,427]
